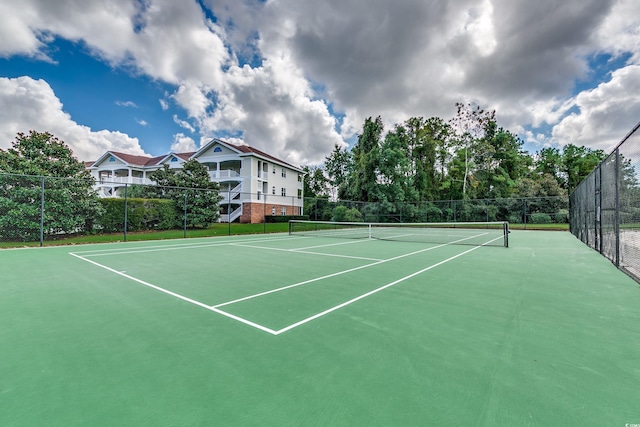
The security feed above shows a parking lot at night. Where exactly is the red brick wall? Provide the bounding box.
[240,202,300,223]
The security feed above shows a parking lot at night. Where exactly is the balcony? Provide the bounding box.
[209,170,241,180]
[98,176,153,185]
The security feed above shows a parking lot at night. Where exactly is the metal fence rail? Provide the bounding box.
[1,173,569,247]
[570,120,640,281]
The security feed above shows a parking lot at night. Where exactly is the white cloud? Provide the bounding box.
[170,133,197,152]
[200,58,345,165]
[593,0,640,63]
[173,115,195,133]
[552,65,640,151]
[1,0,640,163]
[0,76,147,161]
[171,81,212,118]
[116,100,138,108]
[136,119,148,126]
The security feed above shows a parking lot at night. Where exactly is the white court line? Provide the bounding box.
[76,235,299,257]
[274,233,506,334]
[212,233,487,309]
[69,252,278,335]
[230,242,382,261]
[291,239,375,251]
[69,231,500,336]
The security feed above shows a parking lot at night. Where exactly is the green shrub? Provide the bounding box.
[97,198,178,232]
[508,214,522,224]
[554,209,569,223]
[264,215,309,223]
[529,213,552,224]
[332,206,363,222]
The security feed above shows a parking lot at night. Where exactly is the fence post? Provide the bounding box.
[598,165,603,254]
[123,183,128,242]
[523,199,527,230]
[227,189,231,236]
[614,148,620,267]
[183,192,188,238]
[39,176,45,247]
[485,199,489,223]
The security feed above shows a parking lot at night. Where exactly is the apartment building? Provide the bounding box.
[87,138,305,223]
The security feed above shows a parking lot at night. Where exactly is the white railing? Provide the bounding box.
[220,183,242,202]
[209,170,241,180]
[98,176,153,185]
[219,207,243,223]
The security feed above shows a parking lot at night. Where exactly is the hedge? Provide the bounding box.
[96,198,178,232]
[264,215,309,223]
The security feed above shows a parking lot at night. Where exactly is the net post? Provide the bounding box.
[368,223,372,239]
[504,221,509,248]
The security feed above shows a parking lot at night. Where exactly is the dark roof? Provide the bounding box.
[107,151,193,167]
[231,143,300,171]
[175,152,195,161]
[108,151,159,166]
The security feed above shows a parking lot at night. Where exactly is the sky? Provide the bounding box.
[0,0,639,166]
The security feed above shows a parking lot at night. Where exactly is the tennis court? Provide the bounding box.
[1,225,639,426]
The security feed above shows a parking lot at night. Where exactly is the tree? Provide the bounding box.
[476,123,531,198]
[449,103,496,198]
[302,165,329,198]
[534,147,563,186]
[411,117,449,201]
[0,131,103,241]
[146,160,222,228]
[562,144,606,192]
[324,144,353,201]
[350,116,384,202]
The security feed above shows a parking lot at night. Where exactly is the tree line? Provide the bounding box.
[304,103,607,204]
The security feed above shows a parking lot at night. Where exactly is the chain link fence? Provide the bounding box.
[1,172,568,247]
[570,120,640,281]
[0,176,305,246]
[303,196,568,226]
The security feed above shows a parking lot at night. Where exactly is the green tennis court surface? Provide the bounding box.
[2,230,639,426]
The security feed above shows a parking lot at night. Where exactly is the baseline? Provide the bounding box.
[74,235,299,258]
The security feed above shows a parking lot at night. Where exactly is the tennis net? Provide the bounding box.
[288,220,509,247]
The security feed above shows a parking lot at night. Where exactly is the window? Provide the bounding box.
[271,206,276,215]
[257,191,261,200]
[109,156,116,162]
[281,206,287,215]
[298,174,302,182]
[281,169,286,178]
[281,188,286,196]
[170,157,178,162]
[213,147,222,152]
[297,189,302,199]
[272,186,276,195]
